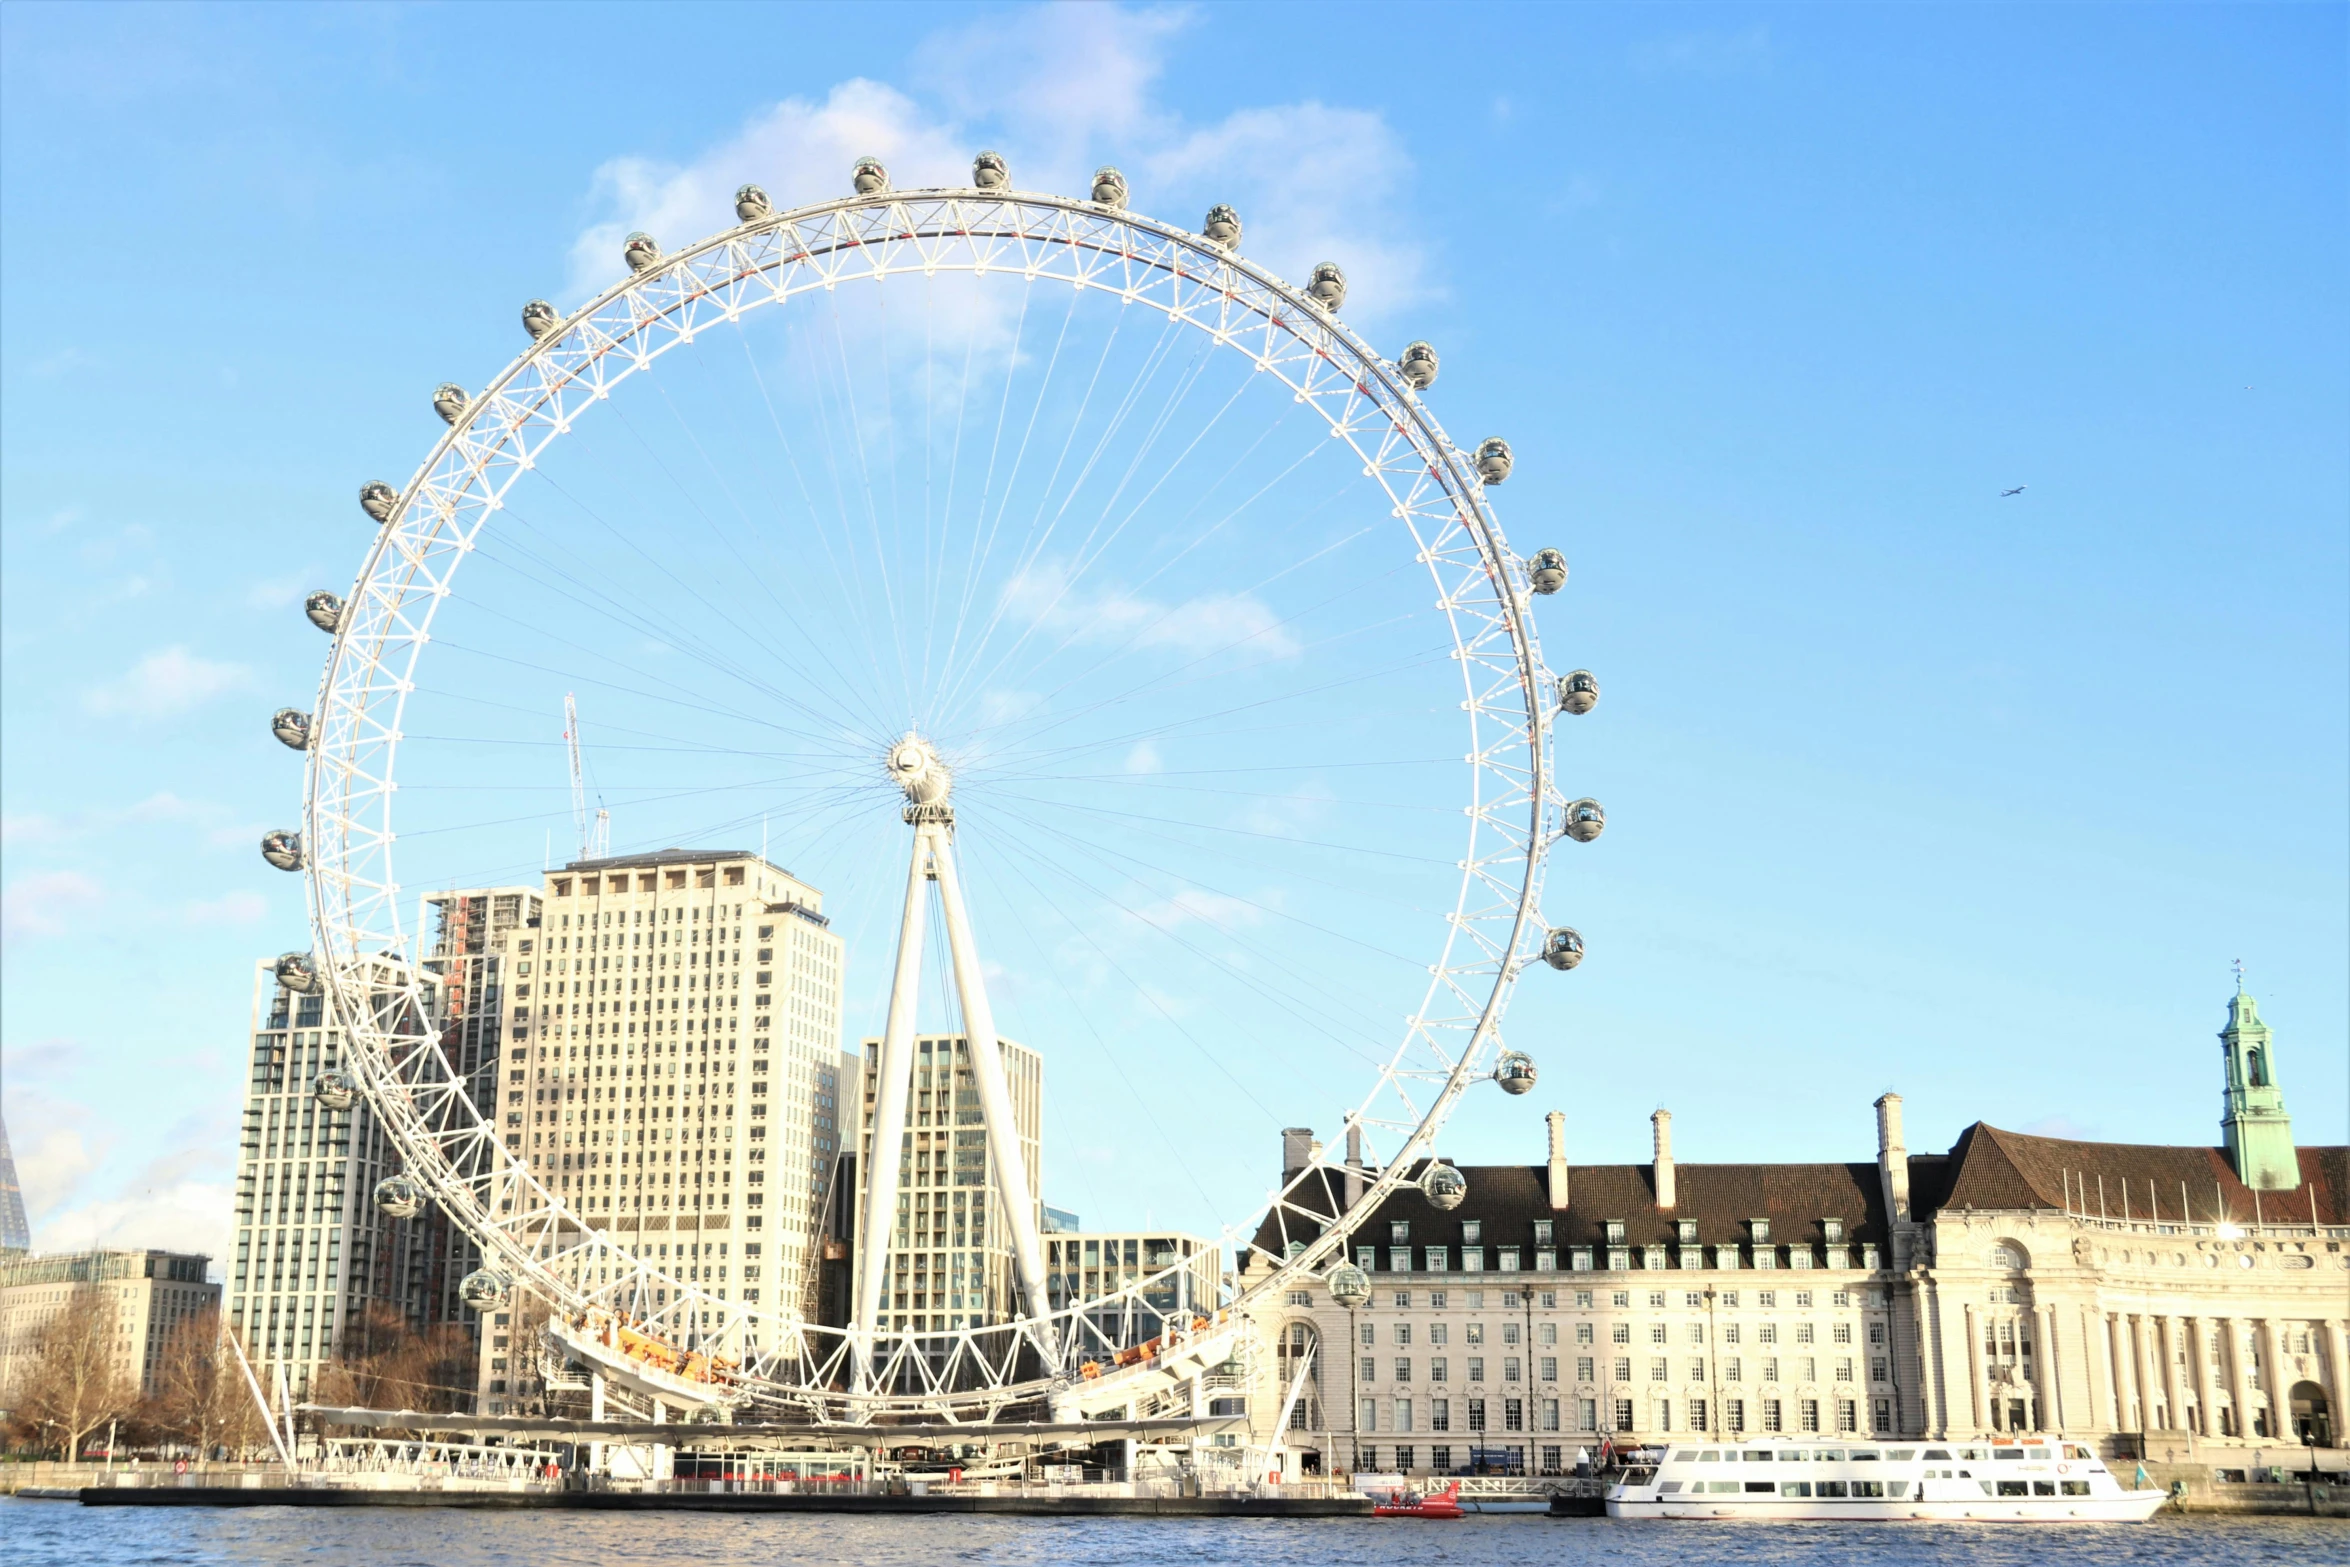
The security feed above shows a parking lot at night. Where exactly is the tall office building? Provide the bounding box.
[0,1105,30,1254]
[227,887,538,1397]
[503,850,844,1364]
[856,1033,1043,1334]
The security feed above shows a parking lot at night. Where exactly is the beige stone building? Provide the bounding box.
[492,849,844,1400]
[856,1033,1041,1334]
[1240,987,2345,1477]
[1,1249,217,1402]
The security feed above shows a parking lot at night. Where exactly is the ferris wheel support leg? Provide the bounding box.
[852,826,932,1389]
[928,824,1058,1365]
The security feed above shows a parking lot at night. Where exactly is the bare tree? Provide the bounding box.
[144,1308,268,1459]
[311,1304,477,1424]
[6,1285,136,1461]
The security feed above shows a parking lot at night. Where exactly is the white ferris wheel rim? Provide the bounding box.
[297,179,1569,1417]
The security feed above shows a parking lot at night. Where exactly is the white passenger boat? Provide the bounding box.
[1606,1436,2167,1522]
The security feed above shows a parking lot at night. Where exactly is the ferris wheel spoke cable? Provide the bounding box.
[976,800,1407,1054]
[816,291,919,718]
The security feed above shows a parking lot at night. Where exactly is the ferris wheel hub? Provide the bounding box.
[888,733,952,809]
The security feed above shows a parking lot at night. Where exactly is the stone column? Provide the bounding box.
[2189,1317,2216,1437]
[2159,1316,2185,1432]
[1963,1304,1988,1435]
[2224,1318,2253,1440]
[2130,1314,2156,1433]
[2086,1306,2124,1437]
[2033,1304,2061,1431]
[2256,1318,2284,1440]
[2323,1318,2350,1450]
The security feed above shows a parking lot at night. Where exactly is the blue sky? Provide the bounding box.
[3,2,2343,1266]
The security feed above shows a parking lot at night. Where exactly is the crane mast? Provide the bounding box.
[563,694,607,860]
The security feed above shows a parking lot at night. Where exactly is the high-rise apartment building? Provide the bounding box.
[856,1033,1042,1334]
[502,850,844,1371]
[227,886,538,1397]
[0,1249,217,1400]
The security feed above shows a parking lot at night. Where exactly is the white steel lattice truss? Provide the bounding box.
[299,187,1578,1421]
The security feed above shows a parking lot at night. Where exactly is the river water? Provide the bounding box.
[1,1502,2342,1566]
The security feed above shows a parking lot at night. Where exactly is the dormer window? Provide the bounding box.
[1533,1220,1554,1246]
[1677,1220,1698,1244]
[1823,1218,1845,1243]
[1605,1220,1626,1245]
[1750,1218,1772,1243]
[1463,1220,1483,1245]
[1391,1220,1412,1245]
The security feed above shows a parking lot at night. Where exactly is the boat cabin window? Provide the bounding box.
[1743,1451,1775,1462]
[1885,1449,1915,1460]
[1810,1449,1839,1462]
[1849,1449,1881,1461]
[1994,1449,2024,1461]
[1698,1451,1721,1462]
[1955,1447,1987,1460]
[1923,1449,1952,1460]
[2062,1444,2094,1460]
[1669,1450,1697,1462]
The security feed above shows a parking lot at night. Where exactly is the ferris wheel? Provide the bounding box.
[260,152,1603,1422]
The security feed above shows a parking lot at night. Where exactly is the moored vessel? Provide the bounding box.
[1606,1435,2166,1522]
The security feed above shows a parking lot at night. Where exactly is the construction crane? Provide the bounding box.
[563,693,609,861]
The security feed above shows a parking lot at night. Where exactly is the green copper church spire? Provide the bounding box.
[2219,968,2299,1191]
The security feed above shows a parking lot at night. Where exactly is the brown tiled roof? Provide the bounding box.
[1925,1123,2348,1226]
[1250,1157,1890,1261]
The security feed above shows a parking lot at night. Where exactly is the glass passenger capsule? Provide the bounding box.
[1557,669,1599,715]
[1326,1262,1372,1306]
[359,481,398,523]
[271,708,312,750]
[623,231,661,273]
[735,183,772,222]
[852,156,890,195]
[305,591,344,634]
[1090,166,1128,208]
[1475,438,1514,485]
[1307,262,1347,311]
[1495,1050,1538,1095]
[274,951,320,993]
[1421,1160,1468,1210]
[431,383,469,425]
[312,1068,356,1112]
[1528,548,1567,595]
[1541,926,1585,971]
[1563,798,1606,844]
[1202,204,1242,247]
[522,299,559,340]
[1398,341,1439,390]
[459,1268,511,1312]
[374,1174,426,1220]
[972,151,1009,190]
[260,830,304,872]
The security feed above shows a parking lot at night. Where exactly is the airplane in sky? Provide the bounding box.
[2000,486,2028,497]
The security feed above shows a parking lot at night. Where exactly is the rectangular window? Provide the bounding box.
[1361,1399,1377,1432]
[1431,1357,1449,1382]
[1543,1398,1560,1431]
[1541,1356,1558,1381]
[1432,1398,1451,1432]
[1576,1323,1593,1345]
[1651,1322,1668,1344]
[1872,1398,1893,1434]
[1837,1400,1858,1434]
[1614,1399,1634,1432]
[1389,1247,1412,1273]
[1577,1356,1594,1383]
[1800,1399,1820,1433]
[1690,1398,1709,1432]
[1395,1359,1411,1382]
[1614,1358,1632,1383]
[1505,1357,1522,1382]
[1650,1358,1669,1382]
[1363,1359,1378,1382]
[1578,1398,1598,1432]
[1498,1247,1521,1272]
[1533,1220,1554,1245]
[1727,1399,1746,1434]
[1504,1398,1524,1431]
[1462,1220,1482,1244]
[1763,1400,1783,1433]
[1837,1358,1854,1382]
[1468,1399,1487,1432]
[1468,1357,1485,1382]
[1395,1398,1413,1433]
[1612,1323,1631,1344]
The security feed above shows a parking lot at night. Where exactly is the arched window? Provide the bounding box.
[1989,1242,2028,1272]
[2248,1047,2269,1088]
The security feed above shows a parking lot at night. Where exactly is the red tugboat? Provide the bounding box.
[1370,1479,1465,1519]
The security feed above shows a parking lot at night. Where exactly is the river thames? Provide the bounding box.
[0,1503,2341,1565]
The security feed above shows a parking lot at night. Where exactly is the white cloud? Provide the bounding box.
[14,1120,100,1223]
[84,645,252,719]
[1001,560,1300,659]
[245,573,314,610]
[1124,740,1163,774]
[1632,24,1775,78]
[34,1179,234,1268]
[564,3,1430,322]
[2,868,104,943]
